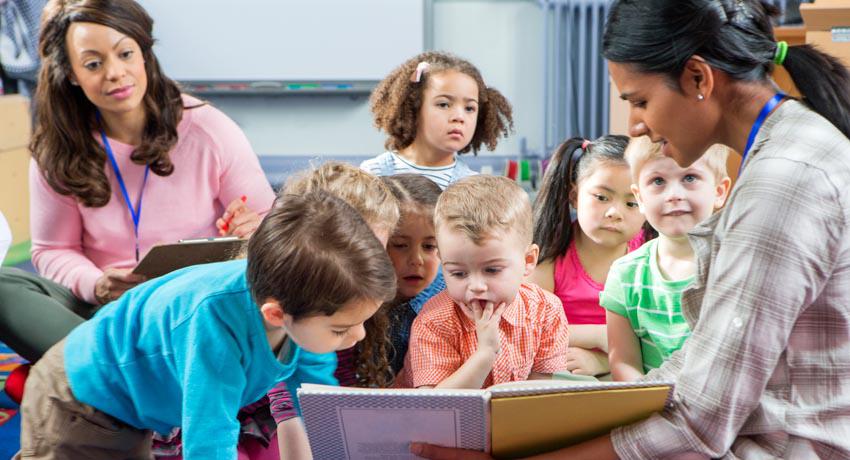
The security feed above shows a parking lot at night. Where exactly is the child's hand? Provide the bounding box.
[566,347,609,376]
[460,301,506,356]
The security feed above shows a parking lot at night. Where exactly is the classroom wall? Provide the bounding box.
[203,0,543,158]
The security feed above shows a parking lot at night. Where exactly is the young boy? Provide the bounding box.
[602,137,731,381]
[399,175,569,389]
[14,191,396,459]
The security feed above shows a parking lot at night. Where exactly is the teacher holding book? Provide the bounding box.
[0,0,275,363]
[413,0,850,458]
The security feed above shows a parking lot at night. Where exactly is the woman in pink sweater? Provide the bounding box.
[0,0,275,363]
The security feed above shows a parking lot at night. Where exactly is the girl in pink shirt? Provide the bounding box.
[530,135,651,376]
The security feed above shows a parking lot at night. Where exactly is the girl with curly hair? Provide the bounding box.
[361,51,514,189]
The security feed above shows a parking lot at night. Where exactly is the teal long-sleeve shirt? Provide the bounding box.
[64,259,335,459]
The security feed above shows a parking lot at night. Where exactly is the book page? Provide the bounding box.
[339,408,460,460]
[298,386,490,458]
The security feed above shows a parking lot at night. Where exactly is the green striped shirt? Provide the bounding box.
[600,239,692,372]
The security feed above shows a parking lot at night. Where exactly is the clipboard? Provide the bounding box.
[133,237,247,278]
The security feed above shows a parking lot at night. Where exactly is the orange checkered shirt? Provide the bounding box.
[396,282,570,388]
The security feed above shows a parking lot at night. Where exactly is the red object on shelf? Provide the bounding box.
[505,160,519,180]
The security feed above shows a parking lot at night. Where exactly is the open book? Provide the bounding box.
[297,379,673,460]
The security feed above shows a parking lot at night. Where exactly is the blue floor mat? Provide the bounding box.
[0,410,19,459]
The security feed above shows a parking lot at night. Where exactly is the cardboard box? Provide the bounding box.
[0,95,32,245]
[801,0,850,69]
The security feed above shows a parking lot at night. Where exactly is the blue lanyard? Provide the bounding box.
[96,113,150,262]
[739,93,785,177]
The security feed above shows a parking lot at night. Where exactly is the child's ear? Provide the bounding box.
[631,184,646,214]
[523,243,540,277]
[260,299,288,328]
[714,176,732,210]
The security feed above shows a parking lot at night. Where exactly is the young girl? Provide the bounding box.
[325,174,446,391]
[379,174,444,377]
[361,51,514,189]
[16,191,397,459]
[530,136,649,377]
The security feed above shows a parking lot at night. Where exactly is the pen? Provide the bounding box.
[221,195,247,232]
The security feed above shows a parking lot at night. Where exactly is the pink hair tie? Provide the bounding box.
[411,61,430,83]
[581,139,591,150]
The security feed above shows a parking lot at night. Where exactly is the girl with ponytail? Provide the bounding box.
[530,135,648,377]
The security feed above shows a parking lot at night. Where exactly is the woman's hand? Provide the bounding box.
[566,347,609,376]
[216,196,260,238]
[410,443,493,460]
[94,268,146,305]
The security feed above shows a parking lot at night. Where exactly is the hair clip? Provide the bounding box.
[411,61,430,83]
[581,139,591,150]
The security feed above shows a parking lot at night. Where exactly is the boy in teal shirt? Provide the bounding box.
[15,191,396,459]
[602,138,730,381]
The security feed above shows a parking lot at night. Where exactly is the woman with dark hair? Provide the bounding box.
[412,0,850,458]
[0,0,274,362]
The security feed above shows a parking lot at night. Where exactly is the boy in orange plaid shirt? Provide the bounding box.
[397,175,570,389]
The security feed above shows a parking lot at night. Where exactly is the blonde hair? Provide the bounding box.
[283,162,400,234]
[435,175,532,246]
[625,136,730,184]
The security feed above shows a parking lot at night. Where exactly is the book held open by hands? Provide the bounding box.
[298,378,673,459]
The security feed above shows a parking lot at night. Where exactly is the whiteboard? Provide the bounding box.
[137,0,424,83]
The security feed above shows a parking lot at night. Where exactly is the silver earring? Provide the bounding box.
[697,93,705,101]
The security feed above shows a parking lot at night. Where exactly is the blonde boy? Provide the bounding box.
[399,175,569,389]
[603,137,731,381]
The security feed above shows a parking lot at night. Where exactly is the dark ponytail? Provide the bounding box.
[783,45,850,138]
[533,135,633,263]
[603,0,850,139]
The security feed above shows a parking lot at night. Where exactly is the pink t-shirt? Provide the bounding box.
[552,231,645,325]
[30,95,276,304]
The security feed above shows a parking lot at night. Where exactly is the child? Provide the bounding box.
[16,191,396,459]
[602,137,730,381]
[361,51,514,189]
[381,174,445,376]
[529,135,648,377]
[399,175,569,389]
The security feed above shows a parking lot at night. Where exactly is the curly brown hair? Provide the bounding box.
[32,0,191,207]
[370,51,514,155]
[352,305,394,387]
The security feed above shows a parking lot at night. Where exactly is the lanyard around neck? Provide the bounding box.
[739,93,785,177]
[96,112,150,261]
